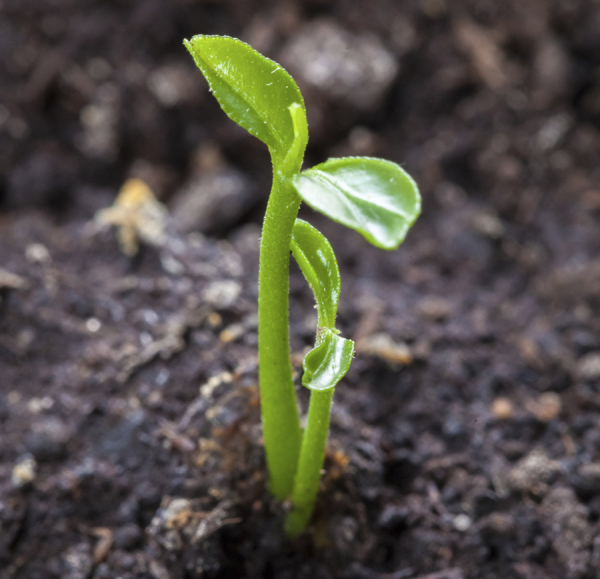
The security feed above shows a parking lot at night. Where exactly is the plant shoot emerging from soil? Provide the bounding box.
[184,35,420,537]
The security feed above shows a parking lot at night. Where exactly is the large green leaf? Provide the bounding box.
[302,329,354,391]
[184,35,308,163]
[290,219,340,329]
[292,157,421,250]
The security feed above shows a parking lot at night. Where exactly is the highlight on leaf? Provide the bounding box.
[292,157,421,250]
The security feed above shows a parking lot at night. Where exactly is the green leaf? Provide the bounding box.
[292,157,421,250]
[184,35,308,163]
[291,220,353,391]
[290,219,340,329]
[302,329,354,391]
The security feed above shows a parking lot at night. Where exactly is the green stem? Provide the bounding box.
[258,169,303,500]
[284,387,334,537]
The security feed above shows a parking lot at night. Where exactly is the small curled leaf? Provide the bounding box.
[302,329,354,391]
[292,157,421,250]
[184,35,308,163]
[290,219,340,329]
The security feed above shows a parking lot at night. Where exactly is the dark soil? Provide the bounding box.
[2,1,600,578]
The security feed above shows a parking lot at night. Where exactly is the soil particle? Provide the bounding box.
[281,19,398,110]
[63,542,94,579]
[25,416,72,462]
[576,352,600,381]
[113,523,142,550]
[171,168,252,235]
[540,487,592,579]
[10,457,36,488]
[507,450,562,495]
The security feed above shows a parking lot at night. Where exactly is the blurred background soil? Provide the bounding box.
[1,1,600,578]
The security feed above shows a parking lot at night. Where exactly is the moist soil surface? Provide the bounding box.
[2,1,600,578]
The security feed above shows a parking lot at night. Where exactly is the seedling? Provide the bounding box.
[184,35,420,537]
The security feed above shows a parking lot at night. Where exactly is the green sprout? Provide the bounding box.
[184,35,420,537]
